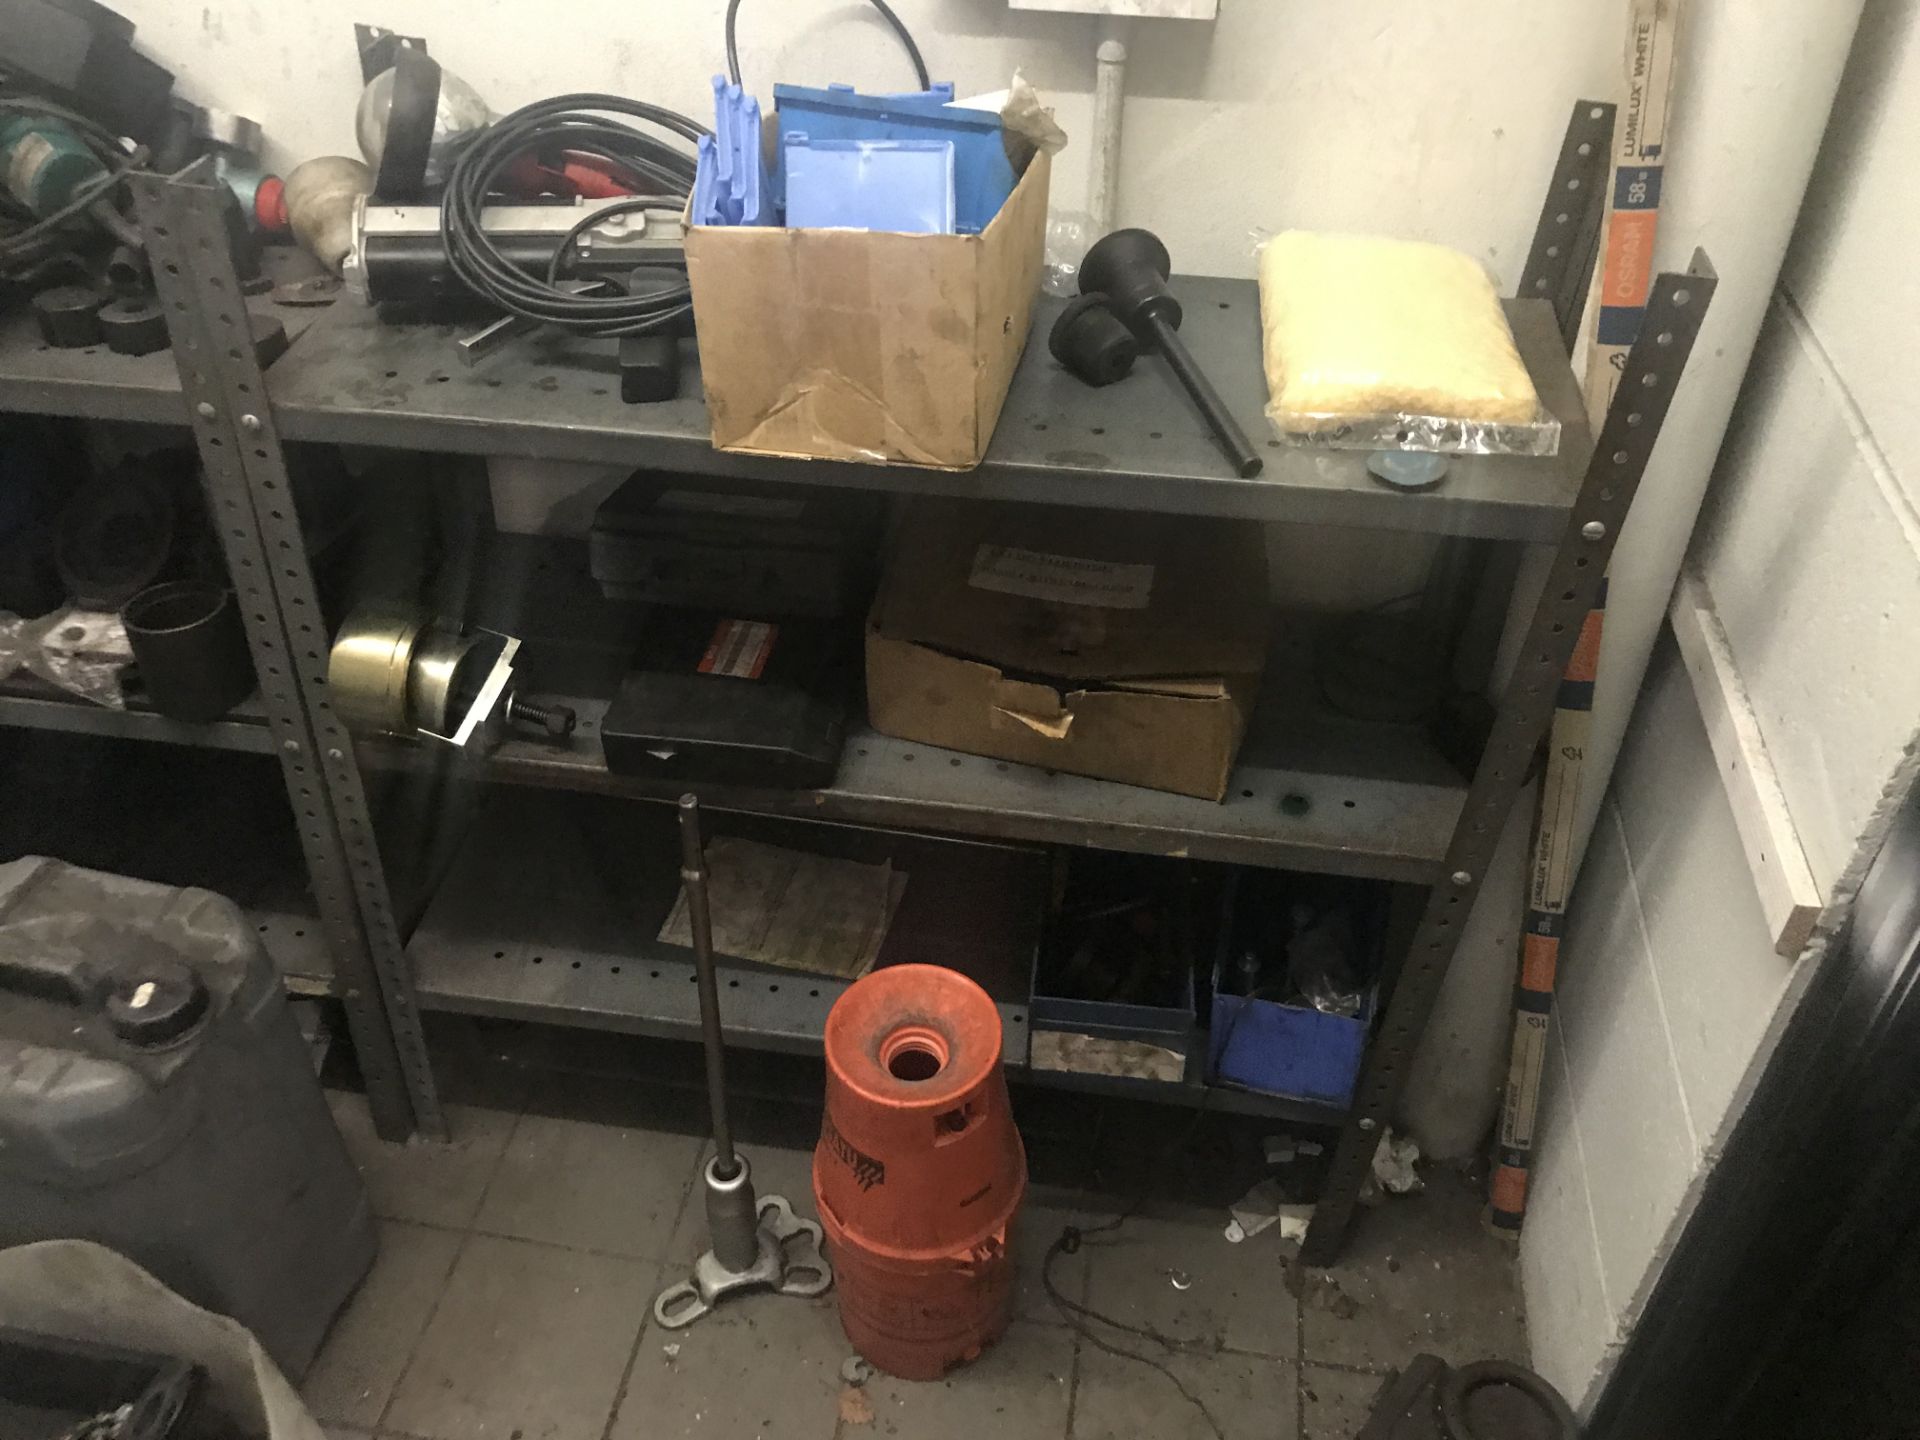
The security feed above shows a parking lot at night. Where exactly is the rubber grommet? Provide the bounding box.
[1437,1359,1580,1440]
[100,297,171,356]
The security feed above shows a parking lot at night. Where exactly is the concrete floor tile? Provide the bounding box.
[1072,1347,1296,1440]
[1300,1365,1384,1440]
[476,1110,702,1257]
[1082,1214,1298,1358]
[383,1234,653,1440]
[328,1091,517,1230]
[301,1222,463,1427]
[1298,1171,1526,1373]
[862,1322,1075,1440]
[1013,1205,1090,1327]
[608,1294,847,1440]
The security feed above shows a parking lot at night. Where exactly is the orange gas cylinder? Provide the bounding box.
[814,963,1027,1381]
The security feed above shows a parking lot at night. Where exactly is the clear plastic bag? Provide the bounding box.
[1269,409,1561,457]
[0,607,133,709]
[1286,902,1363,1017]
[1257,230,1561,457]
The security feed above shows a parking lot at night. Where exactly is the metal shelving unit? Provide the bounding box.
[5,100,1721,1259]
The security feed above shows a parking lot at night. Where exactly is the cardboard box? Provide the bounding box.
[865,499,1269,799]
[685,151,1050,471]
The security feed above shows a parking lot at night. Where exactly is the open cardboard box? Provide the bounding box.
[685,146,1050,470]
[865,499,1270,800]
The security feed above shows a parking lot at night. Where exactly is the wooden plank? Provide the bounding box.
[1669,566,1823,955]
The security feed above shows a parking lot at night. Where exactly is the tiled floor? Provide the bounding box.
[308,1037,1524,1440]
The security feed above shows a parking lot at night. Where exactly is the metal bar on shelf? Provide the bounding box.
[1300,254,1718,1266]
[132,164,444,1142]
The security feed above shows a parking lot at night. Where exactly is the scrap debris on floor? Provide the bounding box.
[305,1032,1526,1440]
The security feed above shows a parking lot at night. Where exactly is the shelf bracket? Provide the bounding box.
[1301,250,1719,1266]
[132,163,444,1142]
[1518,99,1617,353]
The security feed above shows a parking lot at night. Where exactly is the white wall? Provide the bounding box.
[1524,0,1920,1411]
[110,0,1621,283]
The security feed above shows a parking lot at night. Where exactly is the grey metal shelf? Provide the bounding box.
[404,789,1344,1126]
[471,714,1463,885]
[0,678,274,752]
[376,530,1466,884]
[0,304,189,423]
[267,282,1590,542]
[0,249,327,424]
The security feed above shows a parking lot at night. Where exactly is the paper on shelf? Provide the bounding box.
[657,837,906,980]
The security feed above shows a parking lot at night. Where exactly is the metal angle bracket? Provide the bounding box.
[1519,99,1617,353]
[131,162,445,1141]
[1300,251,1718,1267]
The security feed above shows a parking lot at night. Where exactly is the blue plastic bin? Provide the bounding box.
[1209,985,1373,1106]
[1207,869,1380,1106]
[693,76,774,226]
[773,81,1014,234]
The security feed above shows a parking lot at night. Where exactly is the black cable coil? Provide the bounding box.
[438,93,708,337]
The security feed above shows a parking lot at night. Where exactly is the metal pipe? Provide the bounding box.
[679,794,738,1178]
[1088,23,1129,235]
[1143,312,1262,478]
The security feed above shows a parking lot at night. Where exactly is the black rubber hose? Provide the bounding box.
[439,94,705,337]
[725,0,932,93]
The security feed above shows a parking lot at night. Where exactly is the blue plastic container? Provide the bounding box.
[693,76,774,226]
[1206,869,1379,1106]
[773,81,1013,234]
[1209,984,1373,1106]
[784,135,955,234]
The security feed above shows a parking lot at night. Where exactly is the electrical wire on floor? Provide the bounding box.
[1040,991,1284,1440]
[438,94,706,337]
[724,0,932,93]
[0,92,148,285]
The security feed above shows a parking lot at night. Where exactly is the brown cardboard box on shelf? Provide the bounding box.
[865,498,1270,800]
[684,151,1050,471]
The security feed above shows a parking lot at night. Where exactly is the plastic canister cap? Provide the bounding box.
[106,957,210,1048]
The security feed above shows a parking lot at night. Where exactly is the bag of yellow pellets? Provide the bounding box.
[1257,230,1561,455]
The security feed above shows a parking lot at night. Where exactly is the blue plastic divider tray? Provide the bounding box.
[773,81,1014,233]
[783,136,955,234]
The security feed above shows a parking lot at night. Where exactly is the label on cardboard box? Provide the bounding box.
[967,545,1155,610]
[698,619,777,679]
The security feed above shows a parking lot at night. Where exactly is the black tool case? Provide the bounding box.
[589,472,884,619]
[599,610,858,789]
